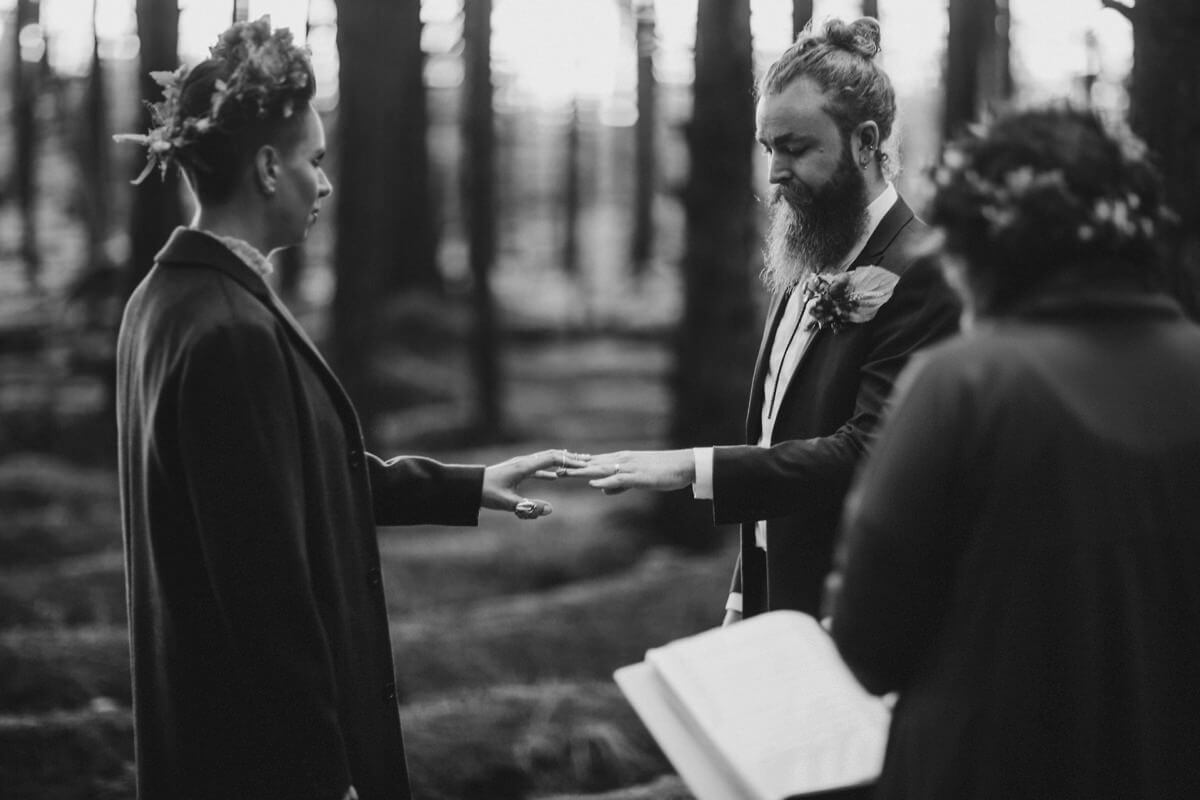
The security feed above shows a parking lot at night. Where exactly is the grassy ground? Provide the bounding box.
[0,319,726,799]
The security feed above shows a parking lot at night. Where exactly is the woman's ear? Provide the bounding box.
[254,145,279,196]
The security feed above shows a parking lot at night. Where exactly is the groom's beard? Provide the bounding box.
[761,146,870,293]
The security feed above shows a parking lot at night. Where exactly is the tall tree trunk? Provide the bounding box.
[943,0,1010,141]
[1110,0,1200,317]
[81,0,109,268]
[862,0,879,19]
[273,0,307,300]
[631,0,657,275]
[663,0,758,550]
[232,0,249,24]
[332,0,435,428]
[562,98,582,278]
[385,0,440,292]
[792,0,813,39]
[128,0,182,293]
[14,0,42,289]
[462,0,503,436]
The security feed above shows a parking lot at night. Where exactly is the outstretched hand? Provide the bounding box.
[563,449,696,494]
[482,449,590,519]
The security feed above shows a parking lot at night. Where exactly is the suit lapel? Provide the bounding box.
[157,228,364,440]
[745,288,792,442]
[767,197,918,434]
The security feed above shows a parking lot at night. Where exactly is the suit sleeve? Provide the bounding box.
[176,320,351,798]
[829,352,968,695]
[710,257,960,524]
[367,455,484,526]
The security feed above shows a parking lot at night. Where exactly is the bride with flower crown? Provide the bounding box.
[114,18,583,800]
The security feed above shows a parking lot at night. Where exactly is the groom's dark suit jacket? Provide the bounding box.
[117,228,482,800]
[713,196,960,617]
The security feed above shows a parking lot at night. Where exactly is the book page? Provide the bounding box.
[644,611,888,799]
[615,662,758,800]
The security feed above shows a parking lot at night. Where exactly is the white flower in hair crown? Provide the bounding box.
[802,266,900,332]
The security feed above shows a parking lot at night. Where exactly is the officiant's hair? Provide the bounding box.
[929,106,1170,313]
[174,21,316,206]
[760,17,896,169]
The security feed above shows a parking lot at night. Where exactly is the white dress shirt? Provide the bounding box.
[691,183,898,613]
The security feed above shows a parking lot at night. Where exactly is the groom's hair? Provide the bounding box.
[759,17,897,173]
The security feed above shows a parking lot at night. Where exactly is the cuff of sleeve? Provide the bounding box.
[725,592,743,613]
[692,447,714,499]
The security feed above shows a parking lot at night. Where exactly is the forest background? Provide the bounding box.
[1,0,1196,798]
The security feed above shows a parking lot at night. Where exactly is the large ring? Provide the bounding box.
[559,449,566,469]
[612,463,622,474]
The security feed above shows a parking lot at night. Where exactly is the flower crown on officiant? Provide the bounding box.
[928,107,1173,270]
[115,17,313,189]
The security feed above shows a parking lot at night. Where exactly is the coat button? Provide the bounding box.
[348,449,363,469]
[382,682,397,703]
[366,567,382,588]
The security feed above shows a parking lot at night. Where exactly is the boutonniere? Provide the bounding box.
[802,266,900,332]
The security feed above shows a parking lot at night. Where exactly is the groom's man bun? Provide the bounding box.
[759,16,897,173]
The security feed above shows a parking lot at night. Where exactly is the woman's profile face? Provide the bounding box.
[271,104,332,247]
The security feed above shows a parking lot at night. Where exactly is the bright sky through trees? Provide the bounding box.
[6,0,1131,115]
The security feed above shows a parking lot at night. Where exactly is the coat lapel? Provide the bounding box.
[156,228,364,440]
[766,196,918,434]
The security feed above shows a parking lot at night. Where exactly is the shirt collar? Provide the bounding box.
[836,182,898,271]
[191,228,274,279]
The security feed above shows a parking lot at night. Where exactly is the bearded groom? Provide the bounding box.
[572,17,960,623]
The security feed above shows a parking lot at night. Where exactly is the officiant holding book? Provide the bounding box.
[830,107,1200,799]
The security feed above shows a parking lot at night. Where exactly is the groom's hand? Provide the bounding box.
[482,449,589,519]
[564,450,696,494]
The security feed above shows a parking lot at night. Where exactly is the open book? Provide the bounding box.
[614,611,889,800]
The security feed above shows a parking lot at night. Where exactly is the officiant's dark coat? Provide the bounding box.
[831,289,1200,799]
[712,197,960,616]
[117,228,483,800]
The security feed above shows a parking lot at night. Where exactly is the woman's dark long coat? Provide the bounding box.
[117,228,482,800]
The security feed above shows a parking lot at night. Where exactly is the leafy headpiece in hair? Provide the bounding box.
[114,17,311,184]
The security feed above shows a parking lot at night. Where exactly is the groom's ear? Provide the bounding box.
[853,121,881,167]
[254,145,280,196]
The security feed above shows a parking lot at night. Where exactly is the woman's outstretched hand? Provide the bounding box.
[563,450,696,495]
[482,449,590,519]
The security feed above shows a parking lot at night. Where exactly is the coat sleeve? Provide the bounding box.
[176,319,351,798]
[710,257,960,524]
[367,455,484,526]
[828,352,969,695]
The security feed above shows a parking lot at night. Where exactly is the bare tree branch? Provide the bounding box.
[1100,0,1134,23]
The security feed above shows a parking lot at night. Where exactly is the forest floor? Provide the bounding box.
[0,207,732,798]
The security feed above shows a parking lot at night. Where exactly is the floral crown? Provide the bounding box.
[930,113,1170,254]
[115,17,312,185]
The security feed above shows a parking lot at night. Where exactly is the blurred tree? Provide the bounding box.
[270,1,307,301]
[387,0,439,293]
[630,0,658,275]
[12,0,44,289]
[1102,0,1200,317]
[128,0,183,291]
[462,0,503,437]
[792,0,813,39]
[562,98,582,278]
[664,0,758,550]
[944,0,1012,141]
[78,0,110,271]
[862,0,879,19]
[332,0,436,426]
